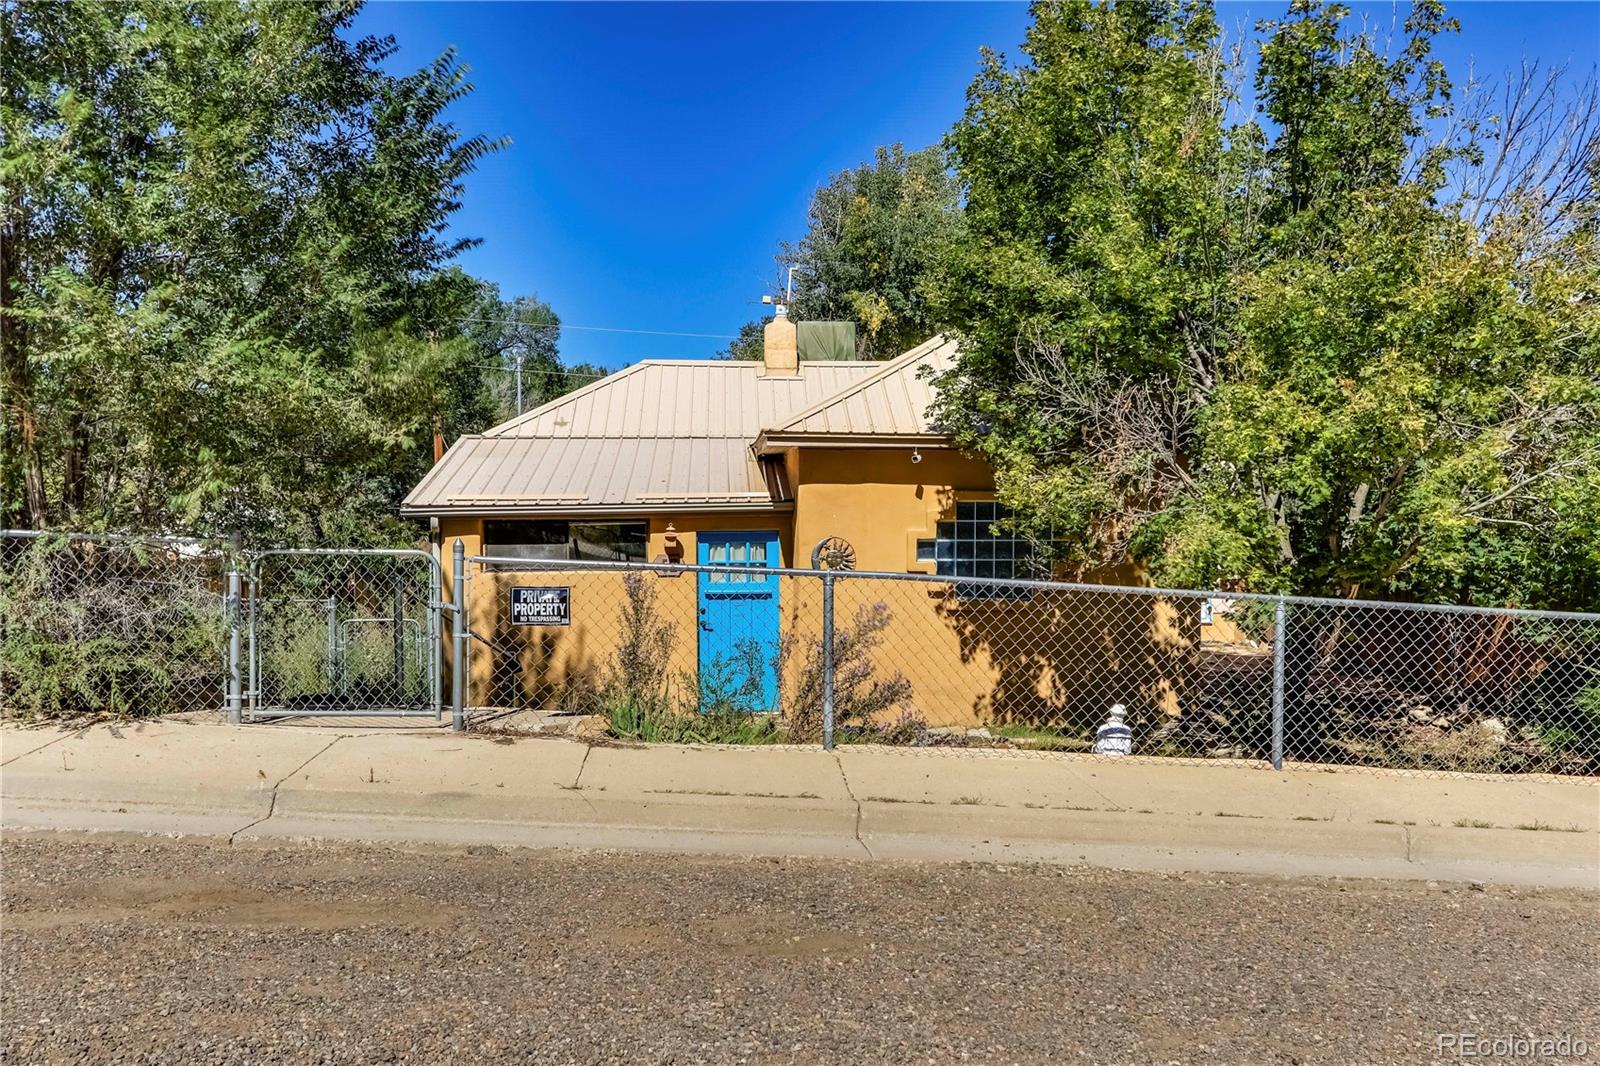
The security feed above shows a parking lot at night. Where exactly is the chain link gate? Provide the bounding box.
[241,549,442,720]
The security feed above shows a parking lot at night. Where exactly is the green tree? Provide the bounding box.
[730,143,963,361]
[1,0,499,543]
[716,319,766,361]
[784,144,963,359]
[932,0,1600,610]
[460,283,604,421]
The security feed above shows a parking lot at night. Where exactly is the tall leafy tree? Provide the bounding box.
[1,0,499,543]
[728,144,963,361]
[932,0,1599,610]
[459,283,604,421]
[784,144,963,359]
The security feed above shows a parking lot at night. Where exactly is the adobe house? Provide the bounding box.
[403,312,1196,730]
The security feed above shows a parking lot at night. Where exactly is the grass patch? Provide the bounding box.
[952,795,987,806]
[986,722,1094,751]
[1514,821,1585,833]
[1453,818,1495,829]
[605,698,785,745]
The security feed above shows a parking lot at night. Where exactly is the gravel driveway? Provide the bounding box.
[2,834,1596,1064]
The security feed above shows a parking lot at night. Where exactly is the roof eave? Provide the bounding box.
[754,431,954,456]
[401,501,795,520]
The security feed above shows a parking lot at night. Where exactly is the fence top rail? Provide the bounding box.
[248,547,441,582]
[1,528,216,550]
[463,550,1600,624]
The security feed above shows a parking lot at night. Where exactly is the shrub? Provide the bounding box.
[777,601,913,742]
[695,638,769,715]
[0,536,224,719]
[603,571,675,715]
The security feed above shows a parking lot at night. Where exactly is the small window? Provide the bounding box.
[483,520,647,563]
[926,502,1035,598]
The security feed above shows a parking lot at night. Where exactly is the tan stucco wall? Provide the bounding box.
[435,448,1199,728]
[439,514,796,711]
[790,446,994,573]
[644,512,795,568]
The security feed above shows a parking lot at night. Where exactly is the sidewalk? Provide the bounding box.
[3,720,1596,888]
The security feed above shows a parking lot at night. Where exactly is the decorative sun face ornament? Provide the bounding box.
[810,536,857,572]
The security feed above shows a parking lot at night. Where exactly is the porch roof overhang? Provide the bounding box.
[399,500,794,520]
[752,430,955,456]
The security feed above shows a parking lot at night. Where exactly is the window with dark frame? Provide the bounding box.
[483,520,648,563]
[915,501,1035,598]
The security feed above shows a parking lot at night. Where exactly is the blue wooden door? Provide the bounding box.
[696,531,780,713]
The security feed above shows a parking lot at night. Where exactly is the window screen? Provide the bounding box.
[483,520,647,563]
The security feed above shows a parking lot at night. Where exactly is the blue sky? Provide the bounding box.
[352,1,1600,369]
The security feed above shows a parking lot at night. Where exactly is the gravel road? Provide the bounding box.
[2,834,1595,1064]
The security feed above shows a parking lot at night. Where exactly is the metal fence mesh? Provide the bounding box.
[457,560,787,742]
[459,556,1600,776]
[0,532,227,720]
[4,529,1594,777]
[1279,601,1600,775]
[248,551,440,719]
[830,577,1266,755]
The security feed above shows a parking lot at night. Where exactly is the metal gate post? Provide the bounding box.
[451,539,466,732]
[247,562,259,719]
[1271,596,1287,770]
[821,571,836,751]
[429,550,443,719]
[324,595,340,695]
[226,564,242,725]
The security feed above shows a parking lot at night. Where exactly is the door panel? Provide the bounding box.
[697,531,780,712]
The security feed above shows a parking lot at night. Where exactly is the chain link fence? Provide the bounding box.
[245,550,441,720]
[1,531,229,720]
[1,533,442,723]
[456,553,1600,777]
[5,529,1596,777]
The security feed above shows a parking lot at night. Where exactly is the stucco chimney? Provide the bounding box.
[763,306,798,376]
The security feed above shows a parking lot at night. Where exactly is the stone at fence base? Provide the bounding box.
[922,725,995,740]
[574,715,610,740]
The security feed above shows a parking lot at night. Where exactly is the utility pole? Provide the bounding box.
[514,350,524,414]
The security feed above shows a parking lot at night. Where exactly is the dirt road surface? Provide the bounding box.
[2,834,1596,1064]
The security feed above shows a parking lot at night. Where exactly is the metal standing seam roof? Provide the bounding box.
[402,343,963,517]
[758,336,957,442]
[484,360,879,439]
[403,360,882,516]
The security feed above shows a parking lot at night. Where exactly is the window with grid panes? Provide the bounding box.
[705,536,767,584]
[914,501,1034,597]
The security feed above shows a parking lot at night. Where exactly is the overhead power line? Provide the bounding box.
[456,317,738,341]
[467,362,609,381]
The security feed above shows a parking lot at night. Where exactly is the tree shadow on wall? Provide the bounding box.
[931,580,1197,744]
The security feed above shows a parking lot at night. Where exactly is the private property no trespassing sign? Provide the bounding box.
[510,587,570,626]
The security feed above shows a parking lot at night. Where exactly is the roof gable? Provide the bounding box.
[760,335,956,442]
[485,360,879,440]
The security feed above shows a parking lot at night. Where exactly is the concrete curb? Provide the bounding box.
[3,723,1596,888]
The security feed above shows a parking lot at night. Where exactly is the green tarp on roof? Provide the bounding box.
[797,321,857,361]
